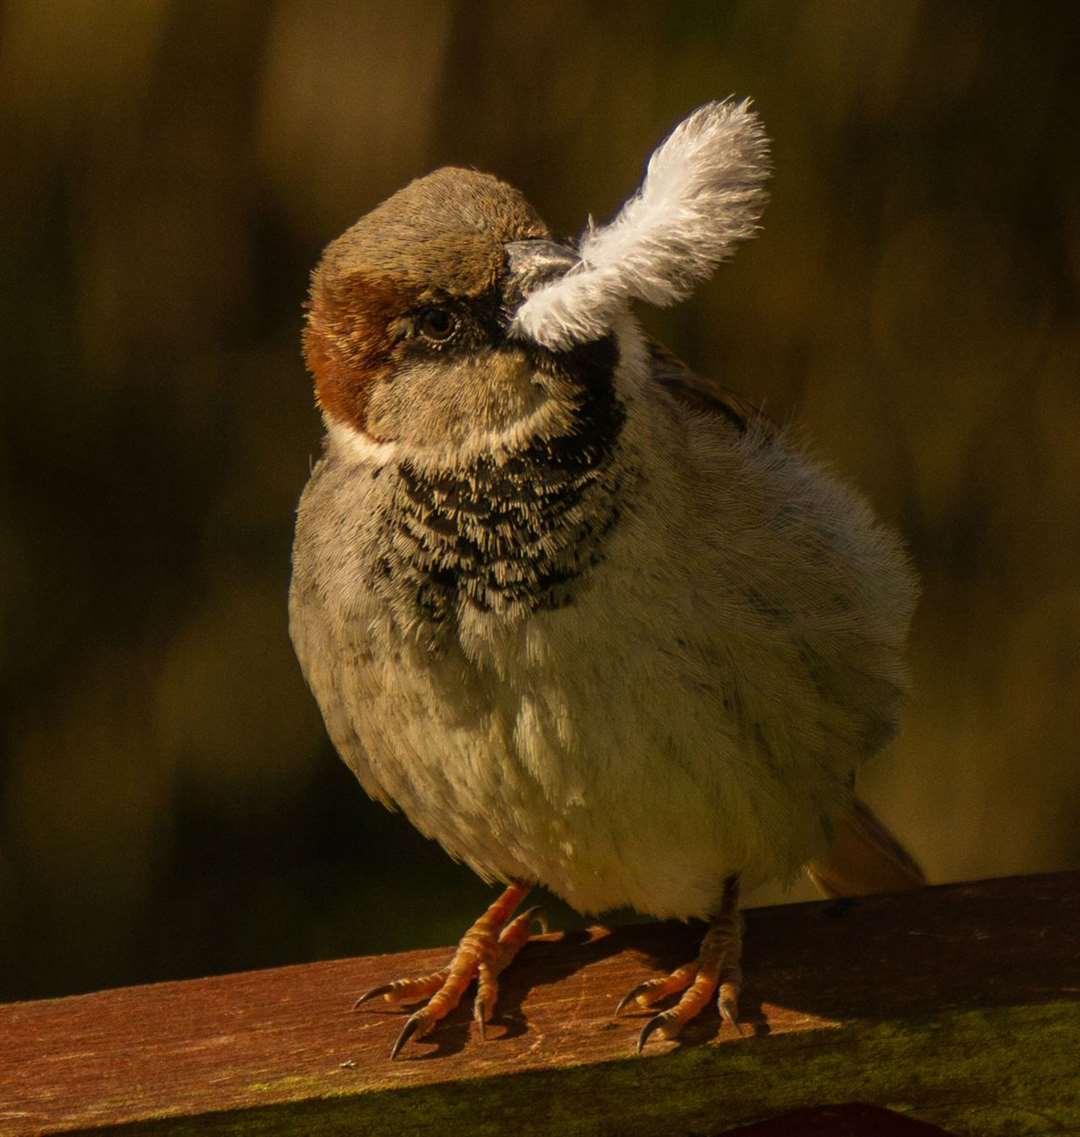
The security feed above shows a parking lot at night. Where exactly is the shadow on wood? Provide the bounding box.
[1,871,1078,1136]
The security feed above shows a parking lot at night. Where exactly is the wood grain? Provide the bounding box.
[1,871,1078,1137]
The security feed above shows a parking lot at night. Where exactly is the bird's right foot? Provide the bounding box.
[354,882,543,1058]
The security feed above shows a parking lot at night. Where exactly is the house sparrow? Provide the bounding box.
[289,100,922,1057]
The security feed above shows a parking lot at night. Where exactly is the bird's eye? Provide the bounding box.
[416,307,457,343]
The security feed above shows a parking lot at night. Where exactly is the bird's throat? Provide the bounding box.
[373,361,628,630]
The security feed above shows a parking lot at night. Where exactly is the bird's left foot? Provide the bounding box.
[615,875,743,1053]
[354,882,543,1058]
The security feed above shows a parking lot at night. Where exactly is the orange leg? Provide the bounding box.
[354,882,543,1058]
[616,875,743,1053]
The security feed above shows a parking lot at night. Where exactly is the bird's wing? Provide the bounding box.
[806,794,926,898]
[648,344,924,899]
[647,340,776,439]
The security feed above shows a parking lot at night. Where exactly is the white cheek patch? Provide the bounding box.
[511,99,770,351]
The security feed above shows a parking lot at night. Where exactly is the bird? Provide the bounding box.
[288,99,923,1058]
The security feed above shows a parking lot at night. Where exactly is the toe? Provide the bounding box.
[354,968,448,1010]
[473,961,498,1041]
[717,976,743,1034]
[636,970,721,1052]
[615,962,698,1017]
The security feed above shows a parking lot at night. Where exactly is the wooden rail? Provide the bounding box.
[2,871,1078,1136]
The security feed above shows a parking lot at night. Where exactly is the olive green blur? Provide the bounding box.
[1,1,1077,1001]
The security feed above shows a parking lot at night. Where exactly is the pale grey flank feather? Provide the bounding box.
[512,99,770,350]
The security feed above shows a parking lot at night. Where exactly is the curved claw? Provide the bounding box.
[614,981,655,1018]
[636,1010,677,1054]
[517,905,549,936]
[718,982,743,1034]
[353,984,395,1010]
[389,1012,428,1060]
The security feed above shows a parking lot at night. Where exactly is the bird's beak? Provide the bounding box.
[503,239,581,311]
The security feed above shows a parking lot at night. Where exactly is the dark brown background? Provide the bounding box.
[2,1,1077,1002]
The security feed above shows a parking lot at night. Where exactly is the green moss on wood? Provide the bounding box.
[112,1000,1080,1137]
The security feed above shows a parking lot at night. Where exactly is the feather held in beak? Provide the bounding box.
[511,98,770,350]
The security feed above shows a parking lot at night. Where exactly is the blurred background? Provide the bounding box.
[2,1,1078,1003]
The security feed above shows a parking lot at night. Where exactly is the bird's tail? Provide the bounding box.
[806,795,926,898]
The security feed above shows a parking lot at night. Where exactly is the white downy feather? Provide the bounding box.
[511,98,770,350]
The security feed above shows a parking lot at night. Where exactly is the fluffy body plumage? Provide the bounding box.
[290,102,918,927]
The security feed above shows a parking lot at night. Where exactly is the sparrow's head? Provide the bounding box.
[305,100,770,463]
[305,166,606,461]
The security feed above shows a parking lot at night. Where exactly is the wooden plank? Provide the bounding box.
[1,871,1078,1137]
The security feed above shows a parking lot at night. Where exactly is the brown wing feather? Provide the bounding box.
[807,795,926,898]
[648,341,775,438]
